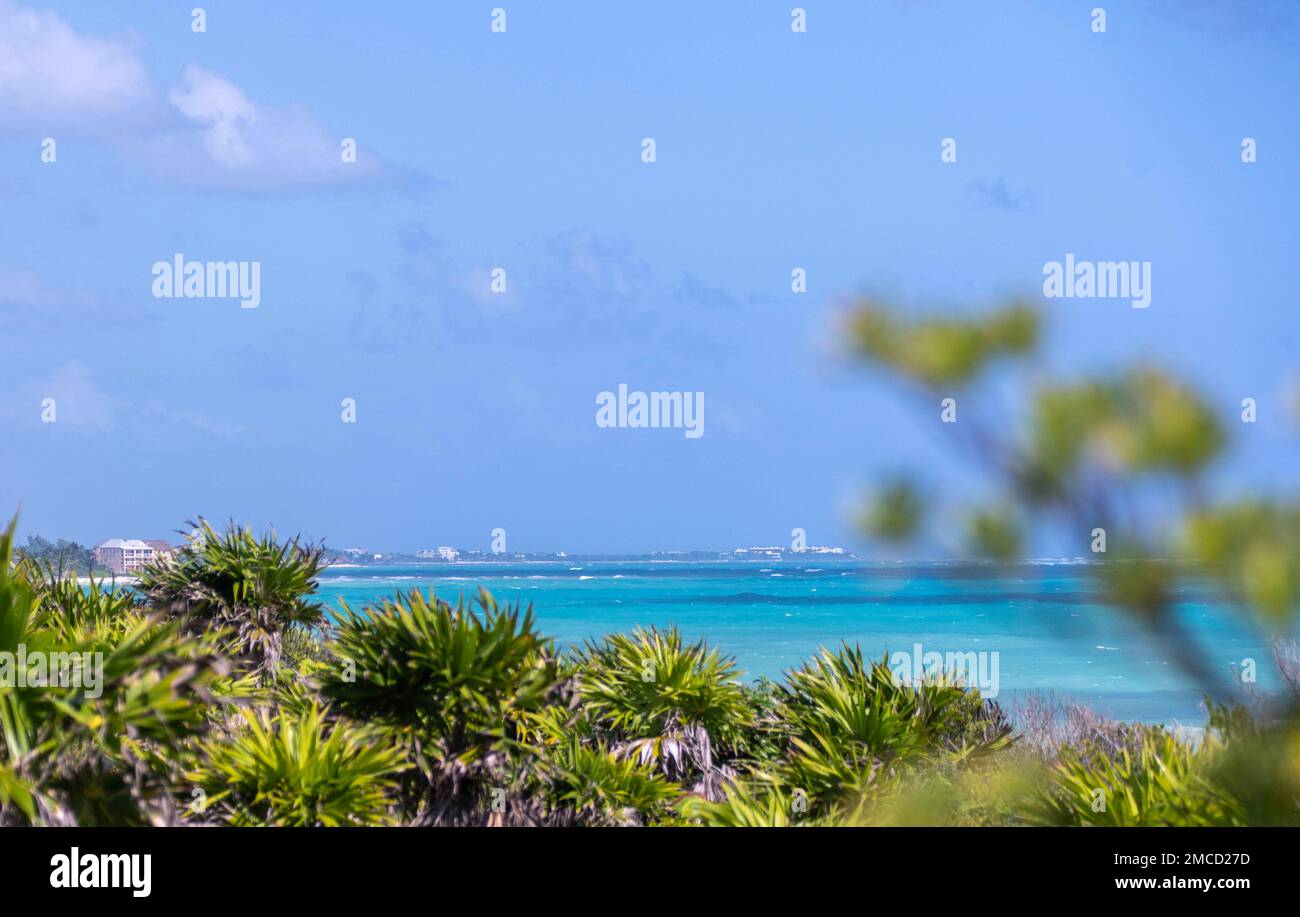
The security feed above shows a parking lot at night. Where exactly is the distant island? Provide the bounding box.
[17,534,855,573]
[322,545,856,566]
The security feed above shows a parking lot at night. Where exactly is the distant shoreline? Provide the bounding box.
[318,556,1143,569]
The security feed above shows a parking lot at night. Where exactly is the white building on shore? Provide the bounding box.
[93,539,172,574]
[733,546,786,559]
[416,546,461,561]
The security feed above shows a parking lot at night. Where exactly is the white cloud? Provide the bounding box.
[451,267,522,315]
[545,229,653,299]
[0,262,144,330]
[138,400,249,436]
[166,65,259,167]
[0,0,158,132]
[0,3,401,190]
[143,65,391,190]
[23,362,117,431]
[9,361,247,435]
[0,262,65,309]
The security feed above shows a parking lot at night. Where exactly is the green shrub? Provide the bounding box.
[187,704,404,826]
[570,626,752,797]
[0,517,223,826]
[535,737,681,825]
[319,588,559,824]
[137,520,325,678]
[1024,726,1243,827]
[759,644,1011,818]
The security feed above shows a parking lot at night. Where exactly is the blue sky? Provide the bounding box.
[1,0,1296,554]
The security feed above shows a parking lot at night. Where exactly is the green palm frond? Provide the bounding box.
[319,588,560,824]
[537,736,681,825]
[1024,726,1244,827]
[761,644,1011,816]
[29,566,144,643]
[680,780,831,827]
[321,589,558,753]
[188,703,404,826]
[137,519,325,679]
[0,515,223,826]
[570,627,752,794]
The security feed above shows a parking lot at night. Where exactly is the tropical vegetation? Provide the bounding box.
[1,300,1296,826]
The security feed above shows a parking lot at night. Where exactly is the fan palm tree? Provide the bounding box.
[570,626,753,800]
[319,588,560,824]
[186,703,405,826]
[762,644,1011,817]
[137,520,325,680]
[0,517,223,826]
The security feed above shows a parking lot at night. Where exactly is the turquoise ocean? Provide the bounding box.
[315,560,1285,724]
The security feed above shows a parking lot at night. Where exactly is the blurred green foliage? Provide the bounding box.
[0,298,1295,827]
[848,300,1038,386]
[862,478,924,543]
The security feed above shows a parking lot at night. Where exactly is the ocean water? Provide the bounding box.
[314,560,1287,724]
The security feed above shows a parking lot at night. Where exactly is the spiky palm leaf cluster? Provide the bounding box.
[137,520,325,679]
[1024,725,1242,827]
[28,566,144,643]
[680,780,807,827]
[6,300,1298,826]
[535,736,681,826]
[3,509,1299,828]
[0,520,223,826]
[684,643,1014,825]
[187,704,405,826]
[319,588,561,824]
[569,627,752,798]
